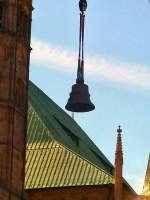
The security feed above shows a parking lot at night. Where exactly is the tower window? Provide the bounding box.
[0,3,3,29]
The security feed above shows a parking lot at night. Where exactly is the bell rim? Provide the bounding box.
[65,102,95,113]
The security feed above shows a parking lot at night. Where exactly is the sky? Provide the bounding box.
[30,0,150,193]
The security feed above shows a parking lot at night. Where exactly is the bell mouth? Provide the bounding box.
[65,102,95,112]
[65,83,95,113]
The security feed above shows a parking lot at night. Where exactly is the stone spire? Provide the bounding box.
[114,126,123,200]
[142,154,150,196]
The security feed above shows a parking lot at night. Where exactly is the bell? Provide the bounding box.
[65,83,95,112]
[65,0,95,113]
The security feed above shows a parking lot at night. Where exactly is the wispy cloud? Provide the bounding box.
[31,38,150,90]
[125,175,144,194]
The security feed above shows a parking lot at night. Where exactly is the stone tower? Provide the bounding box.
[0,0,32,199]
[142,154,150,196]
[114,126,123,200]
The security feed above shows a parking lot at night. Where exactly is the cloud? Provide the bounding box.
[124,175,144,194]
[31,37,150,90]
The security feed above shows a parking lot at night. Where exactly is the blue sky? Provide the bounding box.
[30,0,150,193]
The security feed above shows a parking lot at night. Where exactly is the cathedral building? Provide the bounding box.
[0,1,149,200]
[138,155,150,200]
[142,155,150,196]
[25,81,136,200]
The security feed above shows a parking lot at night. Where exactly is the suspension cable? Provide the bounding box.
[77,0,87,84]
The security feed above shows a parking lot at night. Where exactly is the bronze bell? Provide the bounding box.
[65,0,95,113]
[65,82,95,112]
[66,59,95,112]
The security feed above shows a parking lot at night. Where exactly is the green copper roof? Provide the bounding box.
[26,141,113,188]
[27,81,114,173]
[25,81,137,193]
[25,81,114,189]
[24,81,137,194]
